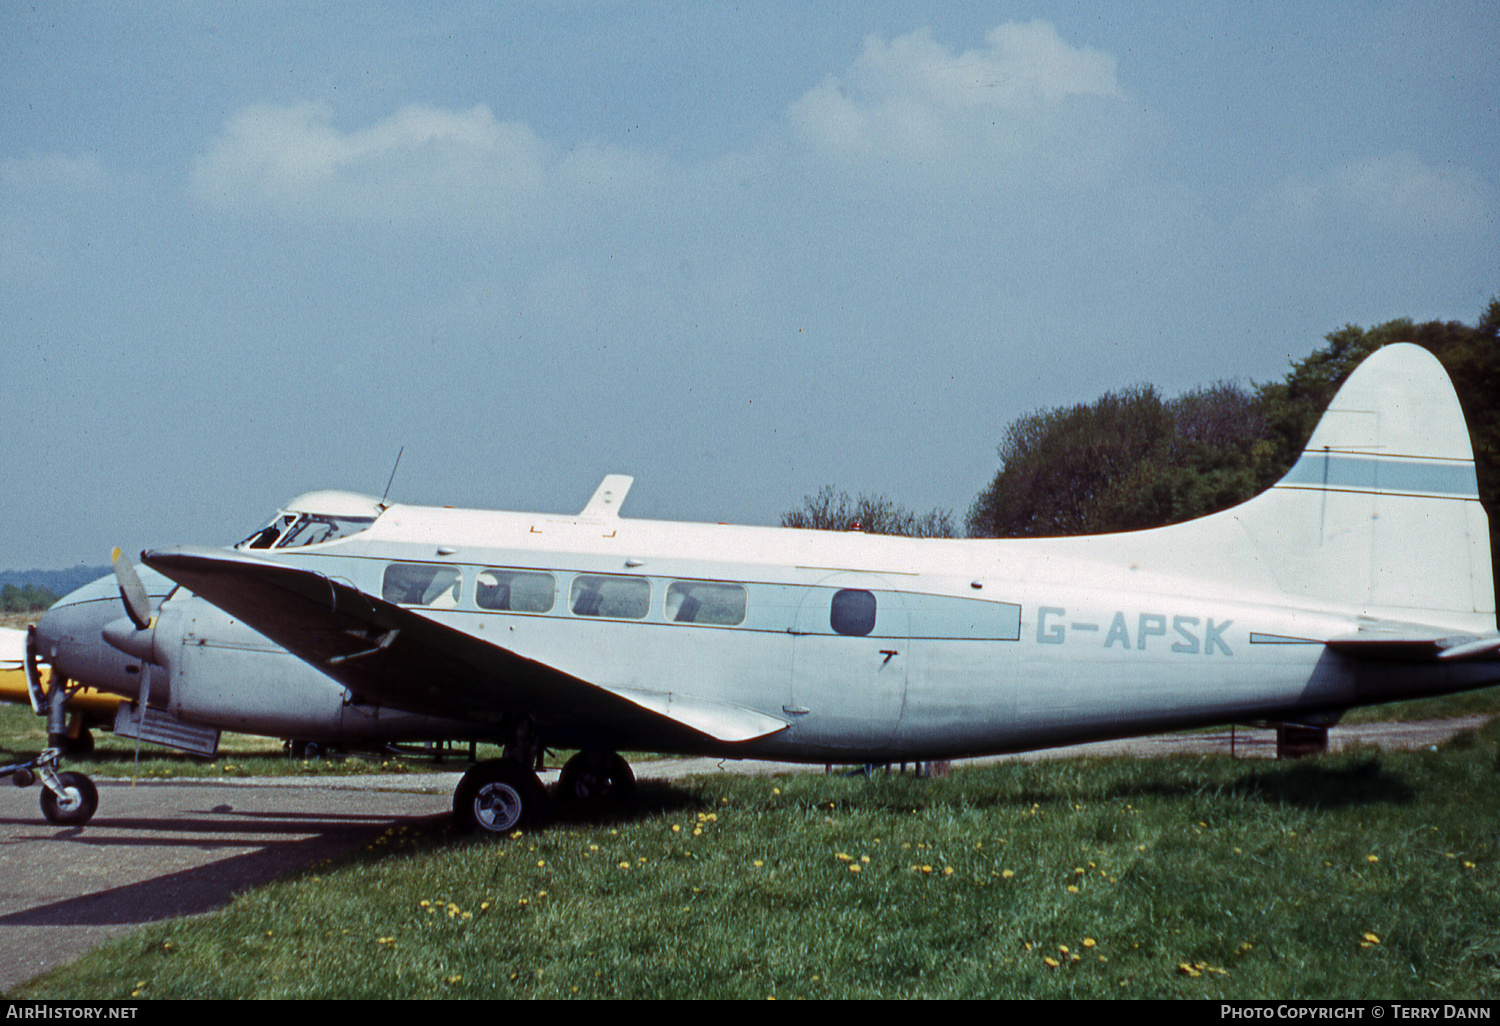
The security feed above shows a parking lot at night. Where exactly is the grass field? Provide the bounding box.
[9,716,1499,999]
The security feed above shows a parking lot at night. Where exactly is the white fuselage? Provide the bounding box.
[152,496,1483,763]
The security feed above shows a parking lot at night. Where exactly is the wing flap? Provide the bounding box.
[607,687,790,743]
[142,546,786,744]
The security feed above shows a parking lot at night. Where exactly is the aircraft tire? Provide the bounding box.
[454,759,548,835]
[557,750,635,819]
[39,771,98,827]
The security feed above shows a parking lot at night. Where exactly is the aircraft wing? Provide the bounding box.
[141,546,787,745]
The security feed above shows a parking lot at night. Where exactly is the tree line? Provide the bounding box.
[785,297,1499,568]
[1,583,61,613]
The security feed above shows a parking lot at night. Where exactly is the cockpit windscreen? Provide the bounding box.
[235,513,376,550]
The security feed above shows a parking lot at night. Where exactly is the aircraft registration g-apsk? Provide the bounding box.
[23,343,1500,832]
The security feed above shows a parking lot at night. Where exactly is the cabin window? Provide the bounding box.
[666,581,747,626]
[383,563,462,608]
[570,574,651,619]
[830,589,877,636]
[476,569,555,613]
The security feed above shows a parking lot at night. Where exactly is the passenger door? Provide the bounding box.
[789,573,908,752]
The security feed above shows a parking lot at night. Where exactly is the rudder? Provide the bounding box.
[1232,343,1494,633]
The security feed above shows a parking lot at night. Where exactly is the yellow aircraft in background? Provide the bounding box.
[0,626,122,751]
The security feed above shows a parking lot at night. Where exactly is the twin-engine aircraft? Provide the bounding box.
[27,343,1500,833]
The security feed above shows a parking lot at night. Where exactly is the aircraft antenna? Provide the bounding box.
[381,446,405,505]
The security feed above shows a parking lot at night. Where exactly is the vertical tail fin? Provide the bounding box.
[1234,343,1494,632]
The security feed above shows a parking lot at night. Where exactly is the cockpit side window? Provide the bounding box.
[276,515,377,549]
[236,514,298,550]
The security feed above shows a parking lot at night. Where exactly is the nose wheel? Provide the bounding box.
[3,749,99,827]
[39,771,98,826]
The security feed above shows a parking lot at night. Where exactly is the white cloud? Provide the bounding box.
[1269,151,1491,235]
[191,102,568,223]
[786,21,1130,182]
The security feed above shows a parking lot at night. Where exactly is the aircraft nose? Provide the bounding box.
[33,601,78,673]
[33,581,147,699]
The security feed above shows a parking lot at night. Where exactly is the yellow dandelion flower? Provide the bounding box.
[849,864,861,873]
[1082,938,1096,948]
[1067,885,1079,893]
[618,861,631,870]
[1043,956,1060,968]
[944,866,954,876]
[1001,869,1014,879]
[753,860,763,868]
[1367,855,1379,863]
[836,852,852,861]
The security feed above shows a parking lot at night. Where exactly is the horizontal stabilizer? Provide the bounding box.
[1326,627,1500,663]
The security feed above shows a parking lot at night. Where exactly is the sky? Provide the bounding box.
[3,1,1497,570]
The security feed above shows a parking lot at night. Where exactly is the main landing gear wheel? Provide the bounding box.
[40,771,98,826]
[557,750,636,819]
[454,759,548,835]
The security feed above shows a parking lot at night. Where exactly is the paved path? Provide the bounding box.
[0,715,1489,992]
[0,778,452,992]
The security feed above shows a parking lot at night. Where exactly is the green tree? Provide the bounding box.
[1,583,60,612]
[965,381,1273,537]
[967,295,1499,554]
[782,486,956,538]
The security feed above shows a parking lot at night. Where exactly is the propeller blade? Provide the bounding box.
[111,546,152,630]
